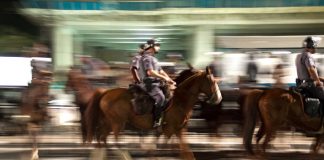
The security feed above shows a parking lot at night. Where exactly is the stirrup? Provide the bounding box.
[317,125,324,134]
[153,122,161,128]
[153,118,162,128]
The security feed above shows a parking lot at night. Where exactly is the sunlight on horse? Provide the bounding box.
[84,67,222,160]
[243,88,324,157]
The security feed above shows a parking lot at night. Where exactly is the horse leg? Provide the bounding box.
[27,123,40,160]
[111,122,132,160]
[176,130,195,160]
[312,134,324,154]
[90,118,111,160]
[90,127,108,160]
[96,119,111,147]
[90,136,108,160]
[261,126,277,156]
[255,123,265,151]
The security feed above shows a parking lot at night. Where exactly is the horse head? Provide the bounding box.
[199,67,222,105]
[175,66,222,105]
[64,66,83,94]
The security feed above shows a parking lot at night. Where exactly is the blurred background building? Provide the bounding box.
[1,0,324,89]
[1,1,324,158]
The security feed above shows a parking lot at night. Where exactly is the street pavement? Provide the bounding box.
[0,127,323,160]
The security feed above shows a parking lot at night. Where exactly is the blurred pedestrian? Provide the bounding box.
[272,63,286,88]
[246,54,258,83]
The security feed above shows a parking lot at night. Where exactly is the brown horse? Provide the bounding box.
[20,78,52,159]
[243,88,324,155]
[21,83,50,124]
[85,67,222,159]
[65,64,200,145]
[65,66,107,143]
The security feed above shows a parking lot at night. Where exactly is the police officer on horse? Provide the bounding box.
[295,36,324,104]
[139,39,176,128]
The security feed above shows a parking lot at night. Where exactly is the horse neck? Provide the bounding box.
[172,73,201,112]
[73,79,95,103]
[174,69,196,85]
[73,76,93,92]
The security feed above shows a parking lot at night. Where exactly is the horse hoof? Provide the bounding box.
[31,149,39,160]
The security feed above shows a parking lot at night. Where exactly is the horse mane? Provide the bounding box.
[174,69,199,86]
[176,71,203,90]
[164,71,204,111]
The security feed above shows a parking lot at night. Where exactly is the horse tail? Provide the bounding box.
[243,89,264,155]
[85,89,105,143]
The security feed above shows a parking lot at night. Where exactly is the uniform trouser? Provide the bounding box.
[146,84,165,121]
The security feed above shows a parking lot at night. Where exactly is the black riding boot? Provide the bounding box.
[153,104,163,128]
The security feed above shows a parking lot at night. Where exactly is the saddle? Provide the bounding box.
[128,83,172,115]
[290,86,322,117]
[129,84,155,115]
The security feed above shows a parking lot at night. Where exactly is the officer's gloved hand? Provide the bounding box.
[315,80,324,88]
[166,78,176,85]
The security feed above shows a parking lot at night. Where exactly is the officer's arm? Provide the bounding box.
[307,66,322,86]
[130,67,141,83]
[147,69,169,81]
[159,69,172,79]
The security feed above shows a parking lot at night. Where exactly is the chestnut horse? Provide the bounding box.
[65,66,107,143]
[243,88,324,155]
[84,67,222,159]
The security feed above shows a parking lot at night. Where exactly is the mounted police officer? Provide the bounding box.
[139,39,176,128]
[130,43,146,84]
[295,36,324,104]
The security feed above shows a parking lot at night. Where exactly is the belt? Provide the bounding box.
[143,78,160,83]
[299,79,313,83]
[296,79,314,87]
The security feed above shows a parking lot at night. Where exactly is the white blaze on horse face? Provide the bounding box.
[206,75,222,105]
[214,82,222,105]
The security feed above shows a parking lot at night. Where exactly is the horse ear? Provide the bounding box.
[186,62,194,70]
[206,66,212,75]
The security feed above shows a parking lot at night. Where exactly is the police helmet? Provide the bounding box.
[146,38,161,48]
[139,43,146,50]
[303,36,322,49]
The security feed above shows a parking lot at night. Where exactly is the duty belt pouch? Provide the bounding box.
[304,98,321,117]
[144,79,153,92]
[144,78,160,92]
